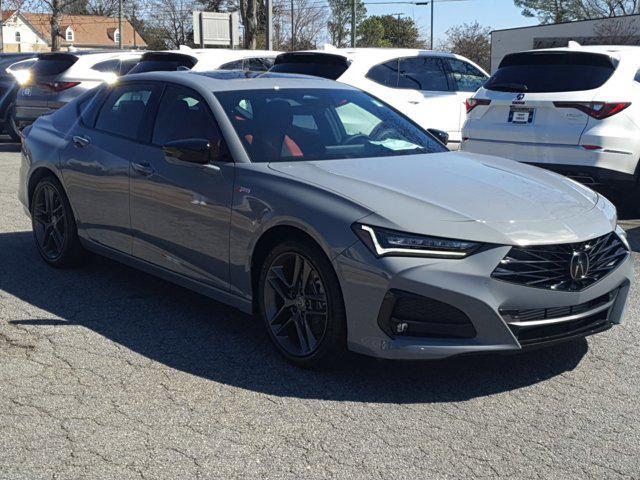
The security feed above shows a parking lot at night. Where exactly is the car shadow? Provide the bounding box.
[1,231,588,404]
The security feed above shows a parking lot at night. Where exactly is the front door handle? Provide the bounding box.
[131,162,154,176]
[72,135,90,148]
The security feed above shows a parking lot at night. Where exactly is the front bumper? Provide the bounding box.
[461,138,639,184]
[334,241,633,360]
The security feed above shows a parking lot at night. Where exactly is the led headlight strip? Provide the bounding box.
[354,224,480,259]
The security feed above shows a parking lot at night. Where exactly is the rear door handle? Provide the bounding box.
[131,162,154,176]
[72,135,90,148]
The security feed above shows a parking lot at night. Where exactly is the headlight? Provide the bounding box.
[616,224,630,251]
[352,224,481,258]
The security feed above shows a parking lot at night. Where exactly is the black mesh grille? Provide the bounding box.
[491,232,627,291]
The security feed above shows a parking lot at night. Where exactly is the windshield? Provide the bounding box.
[215,88,447,162]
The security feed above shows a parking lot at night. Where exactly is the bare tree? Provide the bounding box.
[274,0,327,50]
[438,22,491,71]
[593,17,640,45]
[24,0,80,50]
[144,0,197,48]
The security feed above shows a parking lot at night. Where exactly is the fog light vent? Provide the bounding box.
[377,290,476,339]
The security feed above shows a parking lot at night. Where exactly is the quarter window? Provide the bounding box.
[447,58,487,92]
[93,59,120,73]
[398,57,450,91]
[152,85,221,146]
[634,70,640,84]
[95,85,155,140]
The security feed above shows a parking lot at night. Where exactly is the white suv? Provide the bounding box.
[270,48,489,149]
[128,47,281,73]
[461,45,640,194]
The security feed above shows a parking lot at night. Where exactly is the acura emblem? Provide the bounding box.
[570,251,590,280]
[515,93,525,101]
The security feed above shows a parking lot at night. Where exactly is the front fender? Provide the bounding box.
[228,163,372,302]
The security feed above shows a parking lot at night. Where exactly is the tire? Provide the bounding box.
[30,176,86,268]
[5,103,21,143]
[258,239,347,369]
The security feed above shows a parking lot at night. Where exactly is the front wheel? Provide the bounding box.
[258,240,347,368]
[31,176,86,268]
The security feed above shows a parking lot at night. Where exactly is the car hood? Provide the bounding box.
[268,151,616,246]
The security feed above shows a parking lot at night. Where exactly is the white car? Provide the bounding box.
[270,47,489,149]
[461,45,640,195]
[128,47,281,74]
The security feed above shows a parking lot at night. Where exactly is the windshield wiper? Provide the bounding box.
[486,82,528,92]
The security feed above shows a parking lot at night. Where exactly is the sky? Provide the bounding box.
[364,0,540,45]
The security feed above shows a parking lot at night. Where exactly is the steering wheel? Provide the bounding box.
[342,134,370,145]
[369,122,397,141]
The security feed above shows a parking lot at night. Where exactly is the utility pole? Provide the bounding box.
[131,3,137,48]
[265,0,273,50]
[351,0,356,47]
[430,0,433,49]
[414,1,433,49]
[0,0,4,53]
[290,0,295,50]
[118,0,123,49]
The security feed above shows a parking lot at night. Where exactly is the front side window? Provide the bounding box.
[215,88,447,163]
[398,57,450,91]
[152,85,221,146]
[447,58,487,92]
[366,60,399,88]
[247,57,273,71]
[95,84,155,140]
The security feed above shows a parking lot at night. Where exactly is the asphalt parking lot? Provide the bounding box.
[1,140,639,479]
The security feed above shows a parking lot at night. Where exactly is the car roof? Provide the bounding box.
[122,70,359,92]
[161,48,282,61]
[291,47,460,63]
[512,45,640,61]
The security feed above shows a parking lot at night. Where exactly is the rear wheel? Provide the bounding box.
[258,240,347,368]
[31,176,86,268]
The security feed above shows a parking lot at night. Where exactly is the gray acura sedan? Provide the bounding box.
[19,71,633,367]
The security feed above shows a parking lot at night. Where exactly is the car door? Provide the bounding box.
[130,84,235,290]
[395,57,460,143]
[61,82,161,254]
[445,58,488,141]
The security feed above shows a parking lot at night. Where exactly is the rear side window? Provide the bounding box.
[31,56,77,76]
[93,59,120,73]
[485,52,617,93]
[128,54,196,74]
[95,84,156,140]
[152,85,221,146]
[247,57,273,71]
[270,53,349,80]
[119,58,140,75]
[398,57,450,91]
[219,59,244,70]
[366,60,400,88]
[447,58,487,92]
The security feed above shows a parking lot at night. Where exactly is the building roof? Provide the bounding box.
[6,11,147,48]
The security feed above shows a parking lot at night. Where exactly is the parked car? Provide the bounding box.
[19,71,632,367]
[270,48,489,149]
[15,50,143,128]
[0,53,38,140]
[461,45,640,200]
[127,47,281,74]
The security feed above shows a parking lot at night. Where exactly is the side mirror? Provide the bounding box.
[427,128,449,146]
[163,138,211,165]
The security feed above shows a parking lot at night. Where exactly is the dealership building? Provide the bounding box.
[491,14,640,72]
